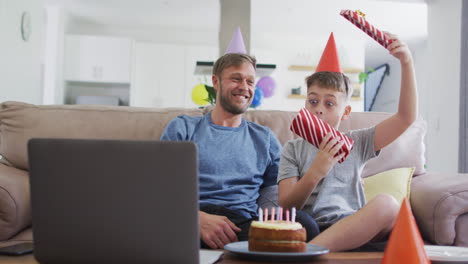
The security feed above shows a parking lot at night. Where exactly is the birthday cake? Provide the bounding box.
[248,220,307,252]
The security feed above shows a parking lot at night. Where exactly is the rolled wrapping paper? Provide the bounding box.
[340,9,394,48]
[290,108,354,163]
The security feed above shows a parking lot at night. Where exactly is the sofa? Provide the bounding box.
[0,101,467,248]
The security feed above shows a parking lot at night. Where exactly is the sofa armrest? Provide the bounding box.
[410,172,468,246]
[455,213,468,246]
[0,164,31,240]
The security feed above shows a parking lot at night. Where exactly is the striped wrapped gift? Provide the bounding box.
[340,9,394,48]
[290,108,354,163]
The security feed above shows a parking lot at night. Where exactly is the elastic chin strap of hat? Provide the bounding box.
[342,73,350,96]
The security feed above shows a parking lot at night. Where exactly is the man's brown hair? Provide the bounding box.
[212,53,257,78]
[305,71,353,101]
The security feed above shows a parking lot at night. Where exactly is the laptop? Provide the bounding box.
[28,138,199,264]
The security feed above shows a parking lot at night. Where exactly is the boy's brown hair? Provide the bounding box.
[306,71,353,101]
[212,53,257,78]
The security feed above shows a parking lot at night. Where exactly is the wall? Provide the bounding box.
[42,6,68,104]
[252,36,365,112]
[0,0,43,104]
[365,38,428,116]
[426,0,462,173]
[364,1,462,174]
[63,1,427,112]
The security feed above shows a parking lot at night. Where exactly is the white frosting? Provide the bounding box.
[251,220,303,230]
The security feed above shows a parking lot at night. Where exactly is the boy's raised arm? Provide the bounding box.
[374,32,418,152]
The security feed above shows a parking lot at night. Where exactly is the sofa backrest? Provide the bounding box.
[0,101,426,176]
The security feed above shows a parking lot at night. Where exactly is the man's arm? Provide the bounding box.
[374,33,418,152]
[261,132,282,188]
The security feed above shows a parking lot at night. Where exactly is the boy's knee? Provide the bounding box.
[295,211,320,241]
[371,194,400,223]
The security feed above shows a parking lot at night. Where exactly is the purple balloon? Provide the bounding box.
[256,76,276,98]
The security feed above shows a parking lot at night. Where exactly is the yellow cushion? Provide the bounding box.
[363,167,415,205]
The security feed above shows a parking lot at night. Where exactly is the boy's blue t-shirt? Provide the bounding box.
[160,112,281,218]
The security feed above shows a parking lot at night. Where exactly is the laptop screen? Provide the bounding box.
[28,138,199,264]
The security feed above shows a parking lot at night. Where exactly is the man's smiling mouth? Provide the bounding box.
[233,94,249,99]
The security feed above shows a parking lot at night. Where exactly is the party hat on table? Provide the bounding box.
[315,33,343,73]
[382,198,431,264]
[225,27,247,54]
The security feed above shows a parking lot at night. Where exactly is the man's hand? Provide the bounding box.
[310,133,345,178]
[199,211,241,249]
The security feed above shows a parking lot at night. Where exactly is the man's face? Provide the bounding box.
[214,62,256,115]
[305,85,351,128]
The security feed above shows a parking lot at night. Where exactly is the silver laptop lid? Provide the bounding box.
[28,138,199,264]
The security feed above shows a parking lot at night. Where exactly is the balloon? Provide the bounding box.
[191,84,209,106]
[256,76,276,98]
[250,87,263,108]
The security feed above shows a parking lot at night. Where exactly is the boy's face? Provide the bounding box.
[305,85,351,128]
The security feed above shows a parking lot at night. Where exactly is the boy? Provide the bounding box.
[278,32,418,252]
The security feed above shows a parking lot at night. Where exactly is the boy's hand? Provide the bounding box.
[199,211,241,249]
[385,32,413,65]
[309,133,346,178]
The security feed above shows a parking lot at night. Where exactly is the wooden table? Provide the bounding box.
[0,251,383,264]
[219,251,383,264]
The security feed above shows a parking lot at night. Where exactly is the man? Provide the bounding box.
[161,53,318,249]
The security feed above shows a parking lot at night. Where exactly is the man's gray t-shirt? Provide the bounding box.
[278,127,379,227]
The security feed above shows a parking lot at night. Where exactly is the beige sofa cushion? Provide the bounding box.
[0,101,203,170]
[339,112,426,177]
[0,101,426,177]
[243,110,299,146]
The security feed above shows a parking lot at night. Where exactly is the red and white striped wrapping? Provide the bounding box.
[290,108,354,163]
[340,9,393,48]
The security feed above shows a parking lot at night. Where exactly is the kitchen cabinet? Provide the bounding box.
[64,35,132,83]
[131,42,217,108]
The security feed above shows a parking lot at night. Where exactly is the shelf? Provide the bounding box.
[195,61,276,76]
[287,94,306,99]
[288,65,363,74]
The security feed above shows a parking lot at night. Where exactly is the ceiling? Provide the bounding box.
[44,0,220,30]
[42,0,428,42]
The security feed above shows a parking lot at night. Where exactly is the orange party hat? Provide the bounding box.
[315,33,343,73]
[382,198,431,264]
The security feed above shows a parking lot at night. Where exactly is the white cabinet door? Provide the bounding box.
[132,43,185,107]
[64,35,132,83]
[132,42,217,108]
